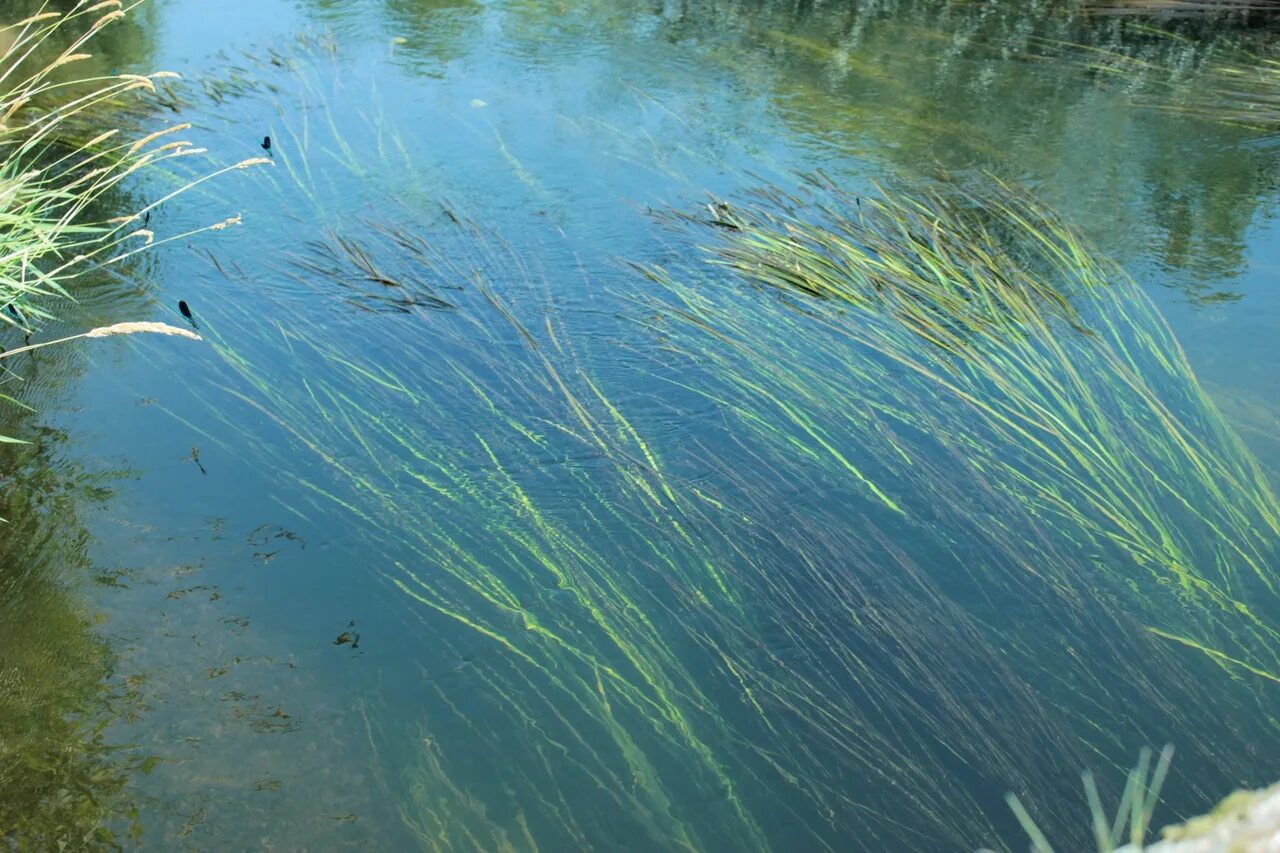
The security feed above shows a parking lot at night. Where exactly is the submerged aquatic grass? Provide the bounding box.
[191,190,1277,848]
[62,25,1268,847]
[637,173,1280,686]
[993,745,1175,853]
[149,47,1280,850]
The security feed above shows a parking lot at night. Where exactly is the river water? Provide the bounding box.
[4,0,1280,850]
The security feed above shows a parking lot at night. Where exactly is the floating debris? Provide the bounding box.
[333,621,360,649]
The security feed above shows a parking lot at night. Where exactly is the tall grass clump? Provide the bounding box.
[0,0,263,335]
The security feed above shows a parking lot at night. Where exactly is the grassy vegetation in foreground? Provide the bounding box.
[0,1,263,442]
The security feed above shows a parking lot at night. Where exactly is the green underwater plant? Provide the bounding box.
[123,35,1280,852]
[635,172,1280,687]
[178,124,1279,853]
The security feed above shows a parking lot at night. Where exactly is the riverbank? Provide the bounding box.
[1126,783,1280,852]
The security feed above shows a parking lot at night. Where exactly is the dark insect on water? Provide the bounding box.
[706,200,741,231]
[144,210,151,225]
[178,299,199,330]
[3,303,30,343]
[261,135,271,152]
[188,445,207,476]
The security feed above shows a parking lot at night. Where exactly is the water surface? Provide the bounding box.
[7,0,1280,849]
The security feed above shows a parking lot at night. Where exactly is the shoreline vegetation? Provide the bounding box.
[3,0,1280,850]
[0,1,256,847]
[0,0,261,442]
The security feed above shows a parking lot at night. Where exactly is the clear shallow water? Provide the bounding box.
[5,0,1280,850]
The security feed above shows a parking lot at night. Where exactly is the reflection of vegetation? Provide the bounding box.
[276,0,1280,298]
[491,0,1280,299]
[163,55,1280,848]
[381,0,481,69]
[300,0,481,69]
[1063,26,1280,132]
[1084,0,1280,18]
[0,429,146,849]
[1155,48,1280,128]
[727,2,1278,294]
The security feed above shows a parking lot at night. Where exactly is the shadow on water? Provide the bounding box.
[0,399,150,848]
[0,6,169,846]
